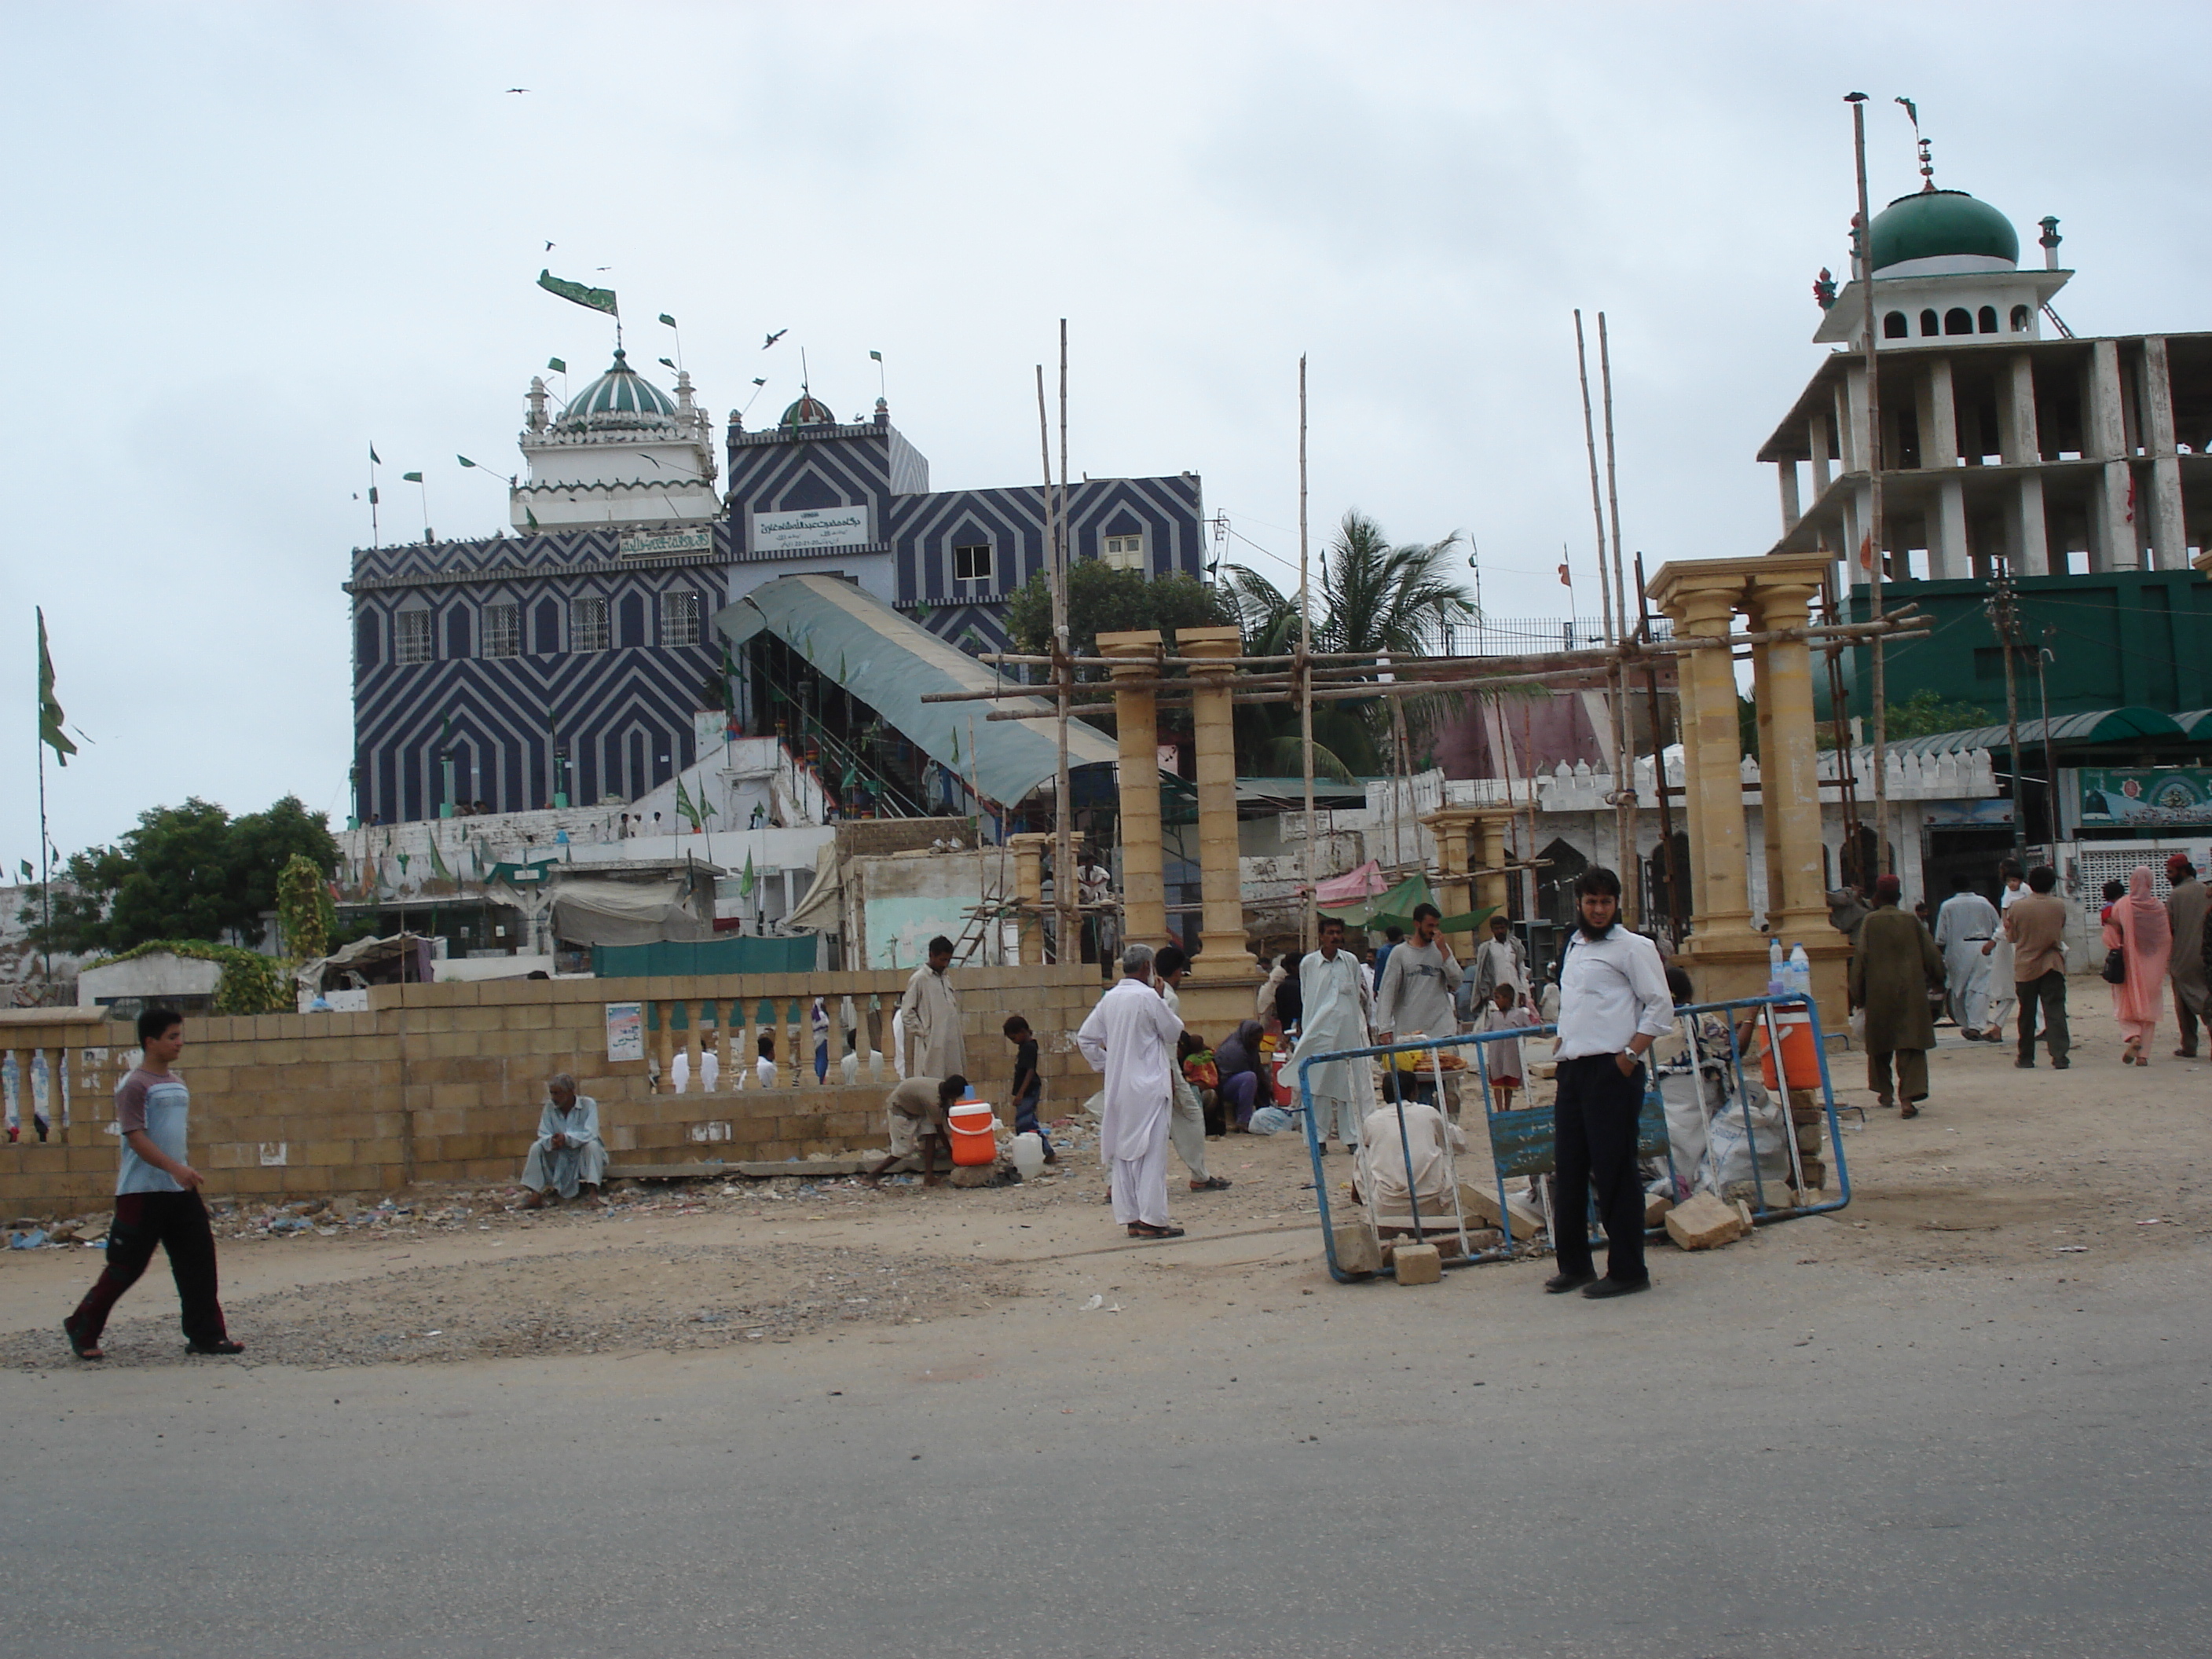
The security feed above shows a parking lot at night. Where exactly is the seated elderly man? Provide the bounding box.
[866,1073,967,1187]
[520,1074,607,1207]
[1351,1092,1467,1225]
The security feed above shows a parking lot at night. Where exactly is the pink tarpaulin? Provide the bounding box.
[1313,859,1390,905]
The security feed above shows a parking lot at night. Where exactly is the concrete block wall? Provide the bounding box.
[0,962,1101,1210]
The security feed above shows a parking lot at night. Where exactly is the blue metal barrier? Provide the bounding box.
[1297,993,1854,1283]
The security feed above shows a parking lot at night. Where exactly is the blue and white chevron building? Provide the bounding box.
[350,353,1207,824]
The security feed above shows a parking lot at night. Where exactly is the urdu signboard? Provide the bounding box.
[2077,767,2212,830]
[749,504,872,553]
[617,528,714,558]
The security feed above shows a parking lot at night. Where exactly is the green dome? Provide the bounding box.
[558,350,677,429]
[779,393,836,429]
[1868,189,2020,273]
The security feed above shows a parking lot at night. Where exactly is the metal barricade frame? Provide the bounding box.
[1298,993,1855,1283]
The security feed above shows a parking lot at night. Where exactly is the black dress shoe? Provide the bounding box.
[1543,1271,1595,1295]
[1581,1276,1651,1299]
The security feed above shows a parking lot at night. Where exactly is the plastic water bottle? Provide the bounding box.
[1767,937,1786,998]
[1786,943,1812,1002]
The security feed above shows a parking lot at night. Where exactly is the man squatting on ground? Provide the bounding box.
[1545,866,1672,1301]
[870,1074,969,1185]
[65,1007,244,1361]
[1076,944,1188,1239]
[520,1074,607,1207]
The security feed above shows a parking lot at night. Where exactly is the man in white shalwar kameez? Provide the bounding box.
[899,936,966,1079]
[520,1075,607,1206]
[1289,916,1374,1152]
[1354,1094,1467,1222]
[1075,945,1188,1238]
[1933,875,2001,1038]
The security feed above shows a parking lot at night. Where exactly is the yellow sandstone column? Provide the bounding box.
[1006,833,1051,965]
[1097,629,1169,950]
[1180,626,1255,980]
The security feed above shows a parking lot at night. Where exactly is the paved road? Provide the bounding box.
[8,1214,2207,1658]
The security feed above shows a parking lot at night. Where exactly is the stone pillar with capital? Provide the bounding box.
[1744,556,1849,1015]
[1650,562,1767,999]
[1097,629,1169,950]
[1179,625,1254,981]
[1006,833,1052,965]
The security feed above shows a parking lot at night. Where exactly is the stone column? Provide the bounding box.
[1650,562,1766,998]
[1178,626,1254,981]
[1808,409,1833,494]
[1776,461,1801,533]
[1744,556,1848,1015]
[2144,337,2186,571]
[1006,833,1051,965]
[1097,628,1168,950]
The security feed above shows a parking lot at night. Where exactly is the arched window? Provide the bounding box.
[1977,305,1998,334]
[2009,304,2031,332]
[1943,307,1974,335]
[1884,311,1909,339]
[1920,309,1940,337]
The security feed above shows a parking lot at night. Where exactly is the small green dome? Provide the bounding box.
[779,393,836,429]
[1869,189,2020,272]
[558,350,677,429]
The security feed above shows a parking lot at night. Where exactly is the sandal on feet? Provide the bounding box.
[1899,1101,1920,1119]
[185,1339,245,1356]
[1191,1176,1231,1191]
[1126,1222,1185,1239]
[63,1318,102,1361]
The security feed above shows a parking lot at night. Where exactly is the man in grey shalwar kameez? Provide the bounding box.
[899,936,967,1079]
[1289,916,1374,1152]
[1933,874,2000,1038]
[521,1075,606,1205]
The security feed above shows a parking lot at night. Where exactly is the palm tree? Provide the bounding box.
[1223,511,1477,777]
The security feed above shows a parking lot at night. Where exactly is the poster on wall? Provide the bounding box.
[605,1002,644,1062]
[2077,768,2212,830]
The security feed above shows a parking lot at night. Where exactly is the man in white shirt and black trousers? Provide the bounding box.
[1546,866,1674,1299]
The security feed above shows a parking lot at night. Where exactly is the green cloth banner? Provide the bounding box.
[36,607,75,767]
[1318,872,1496,935]
[592,936,818,977]
[537,269,618,316]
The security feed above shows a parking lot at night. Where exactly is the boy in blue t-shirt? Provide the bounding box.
[64,1007,241,1361]
[1002,1015,1054,1163]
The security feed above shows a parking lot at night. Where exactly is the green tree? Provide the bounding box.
[1221,511,1477,778]
[275,852,335,960]
[1003,562,1232,660]
[1814,689,1992,749]
[27,794,339,954]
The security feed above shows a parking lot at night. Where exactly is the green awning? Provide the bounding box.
[1881,706,2186,757]
[1319,873,1498,935]
[714,576,1125,808]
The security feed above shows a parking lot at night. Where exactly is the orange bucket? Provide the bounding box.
[1756,1005,1821,1090]
[947,1101,998,1167]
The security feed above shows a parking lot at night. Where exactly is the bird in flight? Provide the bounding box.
[544,240,555,251]
[507,87,529,94]
[762,329,788,350]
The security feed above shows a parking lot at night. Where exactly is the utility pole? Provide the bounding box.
[1986,570,2027,861]
[1848,92,1892,875]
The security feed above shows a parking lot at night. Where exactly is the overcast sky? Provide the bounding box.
[4,2,2205,864]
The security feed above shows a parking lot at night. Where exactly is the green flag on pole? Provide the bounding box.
[657,313,677,328]
[36,608,75,768]
[537,269,618,317]
[869,350,882,362]
[18,859,33,882]
[546,357,566,375]
[457,455,480,468]
[370,444,382,464]
[402,471,423,482]
[741,850,756,896]
[674,775,699,830]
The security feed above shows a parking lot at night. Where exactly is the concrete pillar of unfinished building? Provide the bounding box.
[2143,336,2189,569]
[1777,458,1801,533]
[1097,629,1170,952]
[1650,561,1768,1002]
[1745,556,1851,1019]
[2087,339,2139,571]
[1808,408,1833,496]
[1178,624,1254,985]
[1006,832,1051,965]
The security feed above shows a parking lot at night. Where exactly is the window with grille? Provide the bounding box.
[395,610,434,665]
[1101,533,1146,571]
[482,602,521,658]
[952,543,992,584]
[661,591,700,647]
[570,597,610,653]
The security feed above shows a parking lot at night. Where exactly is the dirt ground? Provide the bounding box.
[2,979,2204,1369]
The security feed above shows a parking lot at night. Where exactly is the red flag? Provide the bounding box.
[2125,474,2137,524]
[1558,561,1573,588]
[1856,533,1874,572]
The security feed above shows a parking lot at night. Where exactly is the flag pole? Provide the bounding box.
[1848,91,1891,877]
[1298,354,1315,953]
[37,699,50,991]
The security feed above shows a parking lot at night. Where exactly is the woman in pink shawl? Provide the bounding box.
[2104,865,2171,1065]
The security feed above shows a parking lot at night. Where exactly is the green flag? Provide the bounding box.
[657,357,676,370]
[537,269,618,317]
[368,485,379,505]
[427,837,452,882]
[751,377,765,386]
[525,507,540,532]
[18,859,33,882]
[674,775,699,830]
[36,608,75,768]
[370,444,382,464]
[657,313,677,328]
[403,471,423,483]
[546,357,566,375]
[741,850,756,896]
[457,455,479,469]
[869,350,882,362]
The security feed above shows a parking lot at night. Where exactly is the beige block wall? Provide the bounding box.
[0,963,1102,1210]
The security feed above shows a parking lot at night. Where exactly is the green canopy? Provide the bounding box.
[1318,873,1496,936]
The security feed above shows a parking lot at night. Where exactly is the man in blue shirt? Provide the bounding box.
[64,1007,240,1361]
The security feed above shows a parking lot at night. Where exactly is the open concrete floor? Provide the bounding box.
[4,979,2208,1657]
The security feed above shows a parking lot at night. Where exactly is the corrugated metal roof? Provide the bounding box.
[1883,706,2185,757]
[712,575,1123,808]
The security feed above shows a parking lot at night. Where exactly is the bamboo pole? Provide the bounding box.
[1037,361,1075,965]
[1057,320,1076,965]
[1298,354,1315,950]
[1848,93,1891,875]
[1597,313,1640,925]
